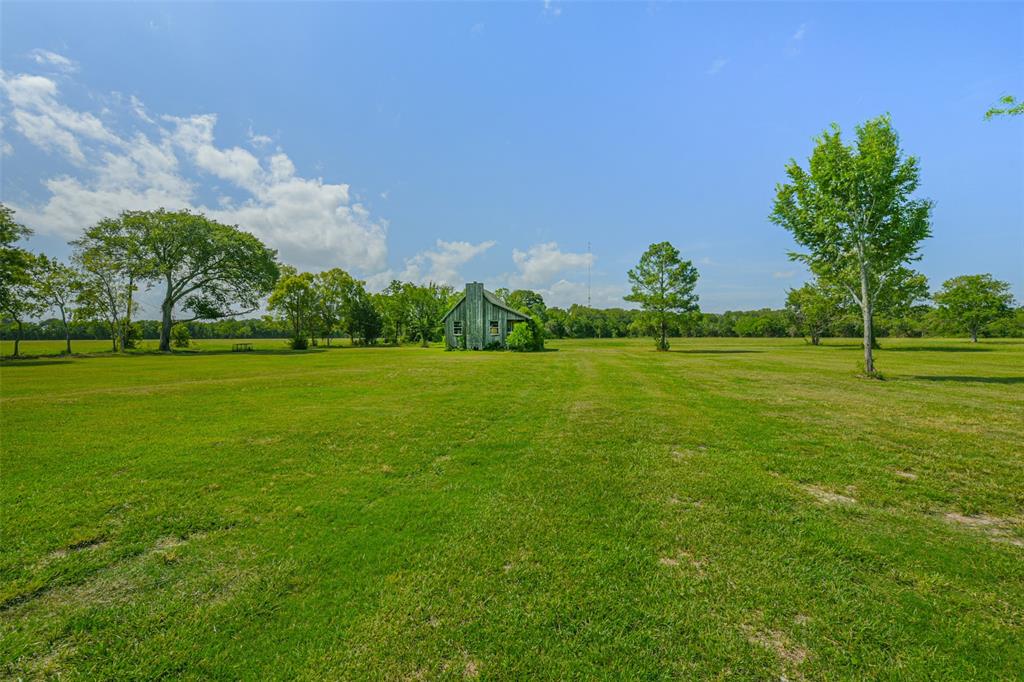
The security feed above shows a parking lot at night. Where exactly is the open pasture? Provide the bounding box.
[2,338,1022,678]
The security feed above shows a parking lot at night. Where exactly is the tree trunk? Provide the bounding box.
[860,265,875,375]
[14,320,22,357]
[61,308,71,355]
[124,274,134,351]
[811,334,820,346]
[971,329,978,343]
[159,274,173,352]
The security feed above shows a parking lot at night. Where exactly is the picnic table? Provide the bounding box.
[232,343,254,352]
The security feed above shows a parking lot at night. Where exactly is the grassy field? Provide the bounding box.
[2,337,1022,679]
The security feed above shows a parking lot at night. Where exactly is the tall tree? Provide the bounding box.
[624,241,699,351]
[347,288,383,345]
[934,274,1014,342]
[72,217,148,351]
[0,206,41,357]
[314,268,358,346]
[122,209,279,351]
[377,280,412,344]
[268,267,317,347]
[505,289,547,321]
[33,255,83,355]
[771,115,932,375]
[406,282,455,347]
[785,280,841,345]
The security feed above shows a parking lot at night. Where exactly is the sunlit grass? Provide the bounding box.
[2,337,1021,678]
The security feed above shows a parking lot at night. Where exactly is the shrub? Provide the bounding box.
[289,336,309,350]
[124,322,144,349]
[506,323,536,352]
[170,323,191,348]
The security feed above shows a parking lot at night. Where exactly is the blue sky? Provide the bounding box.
[2,1,1021,313]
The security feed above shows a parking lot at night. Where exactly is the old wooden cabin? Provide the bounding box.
[442,282,530,349]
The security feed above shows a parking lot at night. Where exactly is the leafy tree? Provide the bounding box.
[314,268,358,346]
[0,205,40,357]
[71,217,149,351]
[985,95,1024,119]
[33,255,83,355]
[771,115,932,375]
[624,241,699,351]
[504,289,547,320]
[1,255,44,357]
[115,209,279,351]
[268,267,317,347]
[785,281,841,345]
[933,274,1014,342]
[376,280,412,344]
[406,282,455,347]
[347,289,383,345]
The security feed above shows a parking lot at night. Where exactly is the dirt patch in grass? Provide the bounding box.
[801,484,855,505]
[48,536,108,560]
[743,624,809,679]
[894,470,918,481]
[944,512,1024,547]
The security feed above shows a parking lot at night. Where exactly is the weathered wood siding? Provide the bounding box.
[443,283,529,349]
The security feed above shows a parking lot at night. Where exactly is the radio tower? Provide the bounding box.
[587,241,592,308]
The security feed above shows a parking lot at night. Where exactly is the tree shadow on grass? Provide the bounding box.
[885,345,993,353]
[911,375,1024,385]
[668,349,762,354]
[0,358,75,367]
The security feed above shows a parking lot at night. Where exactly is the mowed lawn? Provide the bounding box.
[1,338,1022,679]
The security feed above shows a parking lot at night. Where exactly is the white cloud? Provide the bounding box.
[772,270,795,279]
[539,279,629,309]
[470,22,485,36]
[509,242,593,288]
[706,58,729,76]
[247,124,273,148]
[401,239,495,285]
[29,49,78,73]
[792,23,807,41]
[130,95,154,123]
[0,69,389,274]
[542,0,562,18]
[1,73,118,162]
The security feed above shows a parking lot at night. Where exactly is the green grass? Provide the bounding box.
[2,337,1022,678]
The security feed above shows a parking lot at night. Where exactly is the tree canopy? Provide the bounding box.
[771,115,932,374]
[625,241,699,351]
[934,274,1014,342]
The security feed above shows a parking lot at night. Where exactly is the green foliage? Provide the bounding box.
[786,280,841,345]
[625,241,699,351]
[771,115,932,372]
[268,267,317,344]
[314,268,359,345]
[0,205,42,357]
[118,209,280,351]
[171,323,191,348]
[289,336,309,350]
[505,322,534,351]
[347,290,383,345]
[934,274,1015,341]
[985,94,1024,119]
[405,282,456,347]
[504,289,547,320]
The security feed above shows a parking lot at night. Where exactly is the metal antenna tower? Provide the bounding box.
[587,241,592,307]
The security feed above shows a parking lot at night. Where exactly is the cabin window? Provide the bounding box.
[489,320,499,335]
[453,320,463,336]
[506,320,517,333]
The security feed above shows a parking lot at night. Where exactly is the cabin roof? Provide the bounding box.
[441,288,530,322]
